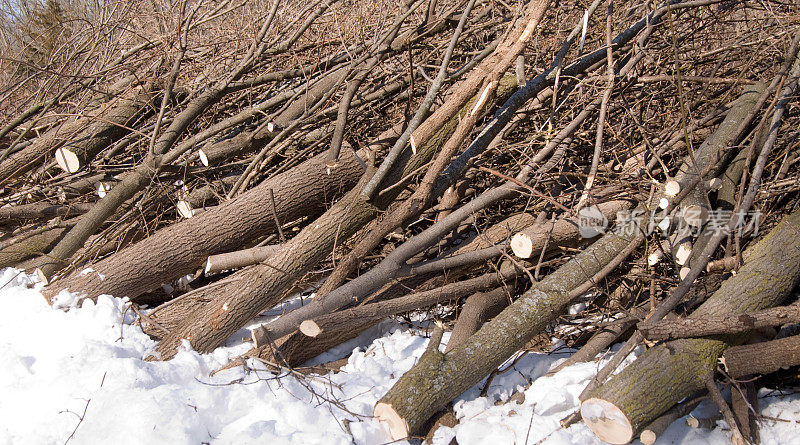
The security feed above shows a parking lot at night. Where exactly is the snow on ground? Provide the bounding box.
[2,267,800,445]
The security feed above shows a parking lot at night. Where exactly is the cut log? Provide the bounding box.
[510,200,631,258]
[299,263,522,338]
[204,244,282,275]
[0,87,154,182]
[52,90,155,173]
[0,227,68,268]
[722,333,800,378]
[0,202,93,226]
[43,147,365,302]
[650,83,764,218]
[175,173,240,218]
[638,303,800,341]
[373,209,645,439]
[581,207,800,445]
[639,394,705,445]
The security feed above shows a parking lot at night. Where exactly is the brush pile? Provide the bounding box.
[1,0,799,442]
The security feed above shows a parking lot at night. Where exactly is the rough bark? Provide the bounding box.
[373,210,645,440]
[0,227,68,268]
[581,208,800,445]
[54,90,156,173]
[639,303,800,341]
[510,200,631,259]
[445,287,508,352]
[722,333,800,378]
[153,54,528,359]
[43,147,364,301]
[0,202,93,226]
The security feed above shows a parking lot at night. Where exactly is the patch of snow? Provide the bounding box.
[2,267,800,445]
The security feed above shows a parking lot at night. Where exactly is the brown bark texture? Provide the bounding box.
[581,207,800,444]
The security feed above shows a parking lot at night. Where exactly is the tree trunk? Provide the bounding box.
[722,333,800,378]
[373,210,645,440]
[510,199,631,259]
[639,302,800,341]
[43,147,364,301]
[581,208,800,445]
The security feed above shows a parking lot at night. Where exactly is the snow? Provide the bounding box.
[2,267,800,444]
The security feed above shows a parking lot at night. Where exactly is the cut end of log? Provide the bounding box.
[679,267,691,281]
[198,149,210,167]
[55,147,81,173]
[374,402,410,440]
[299,320,322,337]
[657,217,671,232]
[176,200,195,219]
[675,243,692,266]
[35,268,49,286]
[97,182,112,198]
[647,251,663,267]
[410,135,417,154]
[683,204,709,227]
[510,232,533,259]
[664,180,680,198]
[708,177,722,191]
[581,398,634,445]
[267,122,275,133]
[639,429,657,445]
[204,258,214,275]
[658,197,670,210]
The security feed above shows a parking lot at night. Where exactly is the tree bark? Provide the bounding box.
[373,210,645,440]
[581,208,800,445]
[722,333,800,378]
[639,303,800,341]
[300,262,523,337]
[0,202,93,227]
[445,287,508,352]
[43,147,364,301]
[510,199,631,259]
[53,90,156,173]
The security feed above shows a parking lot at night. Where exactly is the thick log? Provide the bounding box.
[510,200,631,258]
[373,210,645,440]
[153,55,527,359]
[722,333,800,378]
[0,202,93,226]
[43,147,364,301]
[54,90,155,173]
[581,208,800,445]
[639,303,800,341]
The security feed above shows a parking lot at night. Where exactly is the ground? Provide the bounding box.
[2,267,800,445]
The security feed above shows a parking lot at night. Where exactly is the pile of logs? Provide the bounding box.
[2,0,800,442]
